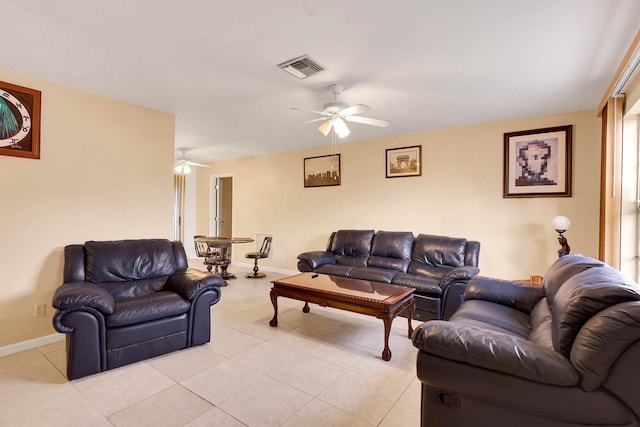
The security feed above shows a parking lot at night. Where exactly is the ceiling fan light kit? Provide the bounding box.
[291,83,389,139]
[174,147,210,175]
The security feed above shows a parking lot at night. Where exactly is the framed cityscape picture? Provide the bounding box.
[304,154,341,187]
[0,80,41,159]
[386,145,422,178]
[503,125,572,198]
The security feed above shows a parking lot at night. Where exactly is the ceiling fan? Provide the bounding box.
[174,147,210,174]
[291,84,390,138]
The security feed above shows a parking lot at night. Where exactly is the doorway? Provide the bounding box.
[211,175,233,237]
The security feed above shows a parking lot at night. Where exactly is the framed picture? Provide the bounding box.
[386,145,422,178]
[503,125,572,198]
[0,80,41,159]
[304,154,341,187]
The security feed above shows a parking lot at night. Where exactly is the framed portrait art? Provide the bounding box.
[386,145,422,178]
[304,154,341,187]
[503,125,572,198]
[0,80,41,159]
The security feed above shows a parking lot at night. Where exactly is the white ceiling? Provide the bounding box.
[2,1,639,163]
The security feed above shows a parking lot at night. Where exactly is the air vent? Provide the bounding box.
[278,55,325,79]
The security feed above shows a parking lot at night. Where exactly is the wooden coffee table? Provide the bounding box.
[269,273,415,361]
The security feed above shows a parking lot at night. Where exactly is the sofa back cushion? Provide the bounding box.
[85,239,178,283]
[368,231,413,272]
[411,234,467,268]
[330,230,375,267]
[543,254,604,298]
[549,264,640,356]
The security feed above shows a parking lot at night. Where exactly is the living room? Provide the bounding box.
[1,1,640,426]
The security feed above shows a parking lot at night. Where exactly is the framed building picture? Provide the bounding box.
[304,154,341,187]
[386,145,422,178]
[0,80,41,159]
[503,125,572,198]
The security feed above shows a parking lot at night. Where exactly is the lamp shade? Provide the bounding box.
[333,117,350,138]
[552,215,571,232]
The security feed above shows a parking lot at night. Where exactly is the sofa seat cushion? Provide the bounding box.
[315,264,355,277]
[450,300,531,339]
[106,291,191,328]
[392,274,442,295]
[98,277,168,299]
[349,267,400,283]
[407,261,450,279]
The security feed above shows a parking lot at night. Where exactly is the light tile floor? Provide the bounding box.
[0,266,422,426]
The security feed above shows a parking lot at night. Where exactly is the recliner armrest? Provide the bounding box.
[297,251,336,271]
[52,282,115,314]
[412,321,579,386]
[164,268,223,300]
[439,266,479,289]
[464,276,544,313]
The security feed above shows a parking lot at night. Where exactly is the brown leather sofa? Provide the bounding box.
[412,254,640,426]
[52,239,223,380]
[297,229,480,320]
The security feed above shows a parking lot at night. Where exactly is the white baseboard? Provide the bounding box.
[0,333,65,358]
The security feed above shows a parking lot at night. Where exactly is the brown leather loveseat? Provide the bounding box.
[412,254,640,426]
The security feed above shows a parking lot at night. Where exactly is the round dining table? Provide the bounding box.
[194,236,254,284]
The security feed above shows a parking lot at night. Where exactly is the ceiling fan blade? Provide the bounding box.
[290,117,327,126]
[185,160,210,167]
[290,107,328,116]
[339,104,371,117]
[344,115,390,127]
[318,120,333,136]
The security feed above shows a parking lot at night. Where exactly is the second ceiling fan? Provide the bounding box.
[291,84,389,138]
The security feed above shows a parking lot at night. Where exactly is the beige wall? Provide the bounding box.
[0,69,175,348]
[196,109,601,280]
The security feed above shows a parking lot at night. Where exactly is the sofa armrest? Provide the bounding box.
[52,282,115,314]
[297,251,336,271]
[464,276,544,313]
[439,266,479,289]
[412,321,579,386]
[164,268,223,300]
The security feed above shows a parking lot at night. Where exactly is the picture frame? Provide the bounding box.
[304,154,341,187]
[0,80,41,159]
[386,145,422,178]
[503,125,572,198]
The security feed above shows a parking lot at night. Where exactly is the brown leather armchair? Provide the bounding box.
[52,239,223,380]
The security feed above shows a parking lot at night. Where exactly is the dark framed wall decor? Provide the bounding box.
[386,145,422,178]
[0,80,41,159]
[304,154,341,187]
[503,125,572,198]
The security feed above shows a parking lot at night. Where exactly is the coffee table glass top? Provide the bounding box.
[272,273,413,302]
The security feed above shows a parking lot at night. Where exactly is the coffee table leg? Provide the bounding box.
[302,302,310,313]
[382,314,392,361]
[407,300,415,338]
[269,288,278,327]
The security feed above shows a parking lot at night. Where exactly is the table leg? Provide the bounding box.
[269,288,278,327]
[302,302,310,313]
[407,300,415,338]
[382,314,393,361]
